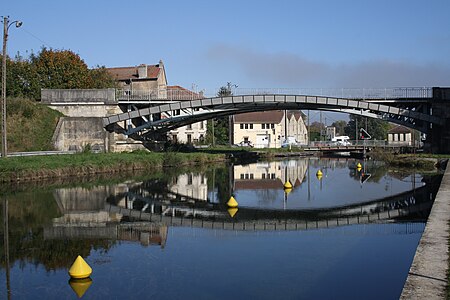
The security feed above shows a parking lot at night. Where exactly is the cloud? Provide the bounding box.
[207,44,450,88]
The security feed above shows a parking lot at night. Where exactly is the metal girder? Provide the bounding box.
[102,94,444,137]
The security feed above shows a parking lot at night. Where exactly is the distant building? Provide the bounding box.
[233,111,308,148]
[326,126,336,140]
[106,62,206,144]
[387,125,412,146]
[107,61,167,92]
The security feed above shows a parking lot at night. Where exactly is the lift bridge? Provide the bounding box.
[102,87,449,152]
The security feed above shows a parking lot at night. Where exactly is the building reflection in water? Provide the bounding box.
[44,186,168,248]
[233,160,308,205]
[169,173,208,201]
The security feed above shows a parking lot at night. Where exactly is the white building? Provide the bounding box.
[233,111,308,148]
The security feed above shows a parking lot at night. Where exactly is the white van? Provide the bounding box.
[331,136,351,146]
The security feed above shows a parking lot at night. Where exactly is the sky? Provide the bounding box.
[3,0,450,114]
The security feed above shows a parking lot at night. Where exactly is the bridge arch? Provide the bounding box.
[103,94,443,138]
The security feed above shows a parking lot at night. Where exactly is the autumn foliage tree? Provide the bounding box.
[1,48,116,99]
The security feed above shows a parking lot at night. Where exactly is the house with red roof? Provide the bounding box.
[106,61,206,144]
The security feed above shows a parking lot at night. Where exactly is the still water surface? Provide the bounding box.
[0,157,442,299]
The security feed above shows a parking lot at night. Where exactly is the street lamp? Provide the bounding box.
[2,16,22,158]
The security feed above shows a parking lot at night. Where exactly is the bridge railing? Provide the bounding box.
[116,87,433,102]
[231,87,433,100]
[308,140,420,148]
[116,88,204,101]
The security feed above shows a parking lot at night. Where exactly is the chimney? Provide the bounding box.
[138,64,147,78]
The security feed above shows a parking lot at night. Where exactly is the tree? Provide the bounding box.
[331,120,347,136]
[309,121,325,141]
[206,83,236,145]
[344,115,390,140]
[2,48,117,99]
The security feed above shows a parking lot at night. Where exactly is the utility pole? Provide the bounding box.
[1,16,22,158]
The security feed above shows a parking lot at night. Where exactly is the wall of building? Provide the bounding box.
[233,113,308,148]
[388,132,412,145]
[169,121,207,144]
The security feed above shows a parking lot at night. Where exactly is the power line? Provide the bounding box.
[21,27,51,48]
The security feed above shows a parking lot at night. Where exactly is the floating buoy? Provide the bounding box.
[316,174,323,180]
[228,207,238,217]
[316,170,323,177]
[283,181,293,189]
[69,256,92,279]
[356,162,362,168]
[284,187,292,195]
[356,166,362,172]
[69,278,92,298]
[227,196,238,208]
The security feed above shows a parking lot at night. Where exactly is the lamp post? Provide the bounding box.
[2,16,22,158]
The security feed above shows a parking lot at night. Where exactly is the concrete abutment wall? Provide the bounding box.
[42,89,147,152]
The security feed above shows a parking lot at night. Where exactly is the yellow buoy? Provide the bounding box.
[227,196,238,208]
[69,278,93,298]
[284,187,292,195]
[357,166,362,172]
[316,170,323,176]
[356,162,362,168]
[316,174,323,180]
[283,181,293,189]
[69,256,92,279]
[228,207,238,217]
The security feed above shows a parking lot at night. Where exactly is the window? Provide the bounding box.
[245,124,248,129]
[262,173,266,179]
[188,174,193,185]
[245,174,249,179]
[250,124,253,129]
[187,124,192,130]
[240,174,244,179]
[262,124,265,129]
[271,124,275,129]
[187,134,192,144]
[250,174,254,179]
[200,121,204,129]
[240,124,244,129]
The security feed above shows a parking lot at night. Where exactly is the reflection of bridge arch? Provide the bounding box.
[103,94,443,139]
[107,184,433,231]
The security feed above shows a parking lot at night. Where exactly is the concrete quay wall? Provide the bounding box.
[401,165,450,299]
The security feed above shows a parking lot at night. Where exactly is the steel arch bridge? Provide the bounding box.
[103,93,444,140]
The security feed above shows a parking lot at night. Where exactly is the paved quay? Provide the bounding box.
[401,165,450,299]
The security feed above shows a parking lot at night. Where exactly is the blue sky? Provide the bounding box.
[3,0,450,96]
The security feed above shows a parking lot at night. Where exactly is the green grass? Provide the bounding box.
[5,98,63,152]
[0,151,226,183]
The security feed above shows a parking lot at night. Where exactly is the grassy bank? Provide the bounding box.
[5,98,63,152]
[369,149,449,170]
[0,151,226,183]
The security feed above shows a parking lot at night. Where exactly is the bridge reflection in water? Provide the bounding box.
[44,163,435,247]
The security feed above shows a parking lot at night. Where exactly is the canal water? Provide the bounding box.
[0,157,443,299]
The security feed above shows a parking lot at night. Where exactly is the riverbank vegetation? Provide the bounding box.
[0,151,226,183]
[4,98,62,152]
[369,148,448,171]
